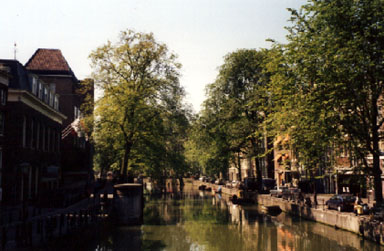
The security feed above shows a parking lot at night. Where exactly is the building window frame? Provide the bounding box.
[30,119,34,149]
[49,90,54,107]
[32,76,37,95]
[42,124,45,151]
[22,116,26,148]
[0,112,4,136]
[47,127,50,152]
[54,95,59,110]
[0,89,6,106]
[38,82,43,99]
[44,86,49,104]
[36,122,40,150]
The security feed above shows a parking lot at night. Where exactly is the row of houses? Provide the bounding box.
[0,48,93,206]
[229,132,384,197]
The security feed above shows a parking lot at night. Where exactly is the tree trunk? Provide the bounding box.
[373,152,383,205]
[255,157,263,192]
[250,138,262,192]
[372,107,383,205]
[121,142,133,182]
[179,177,184,191]
[237,152,242,181]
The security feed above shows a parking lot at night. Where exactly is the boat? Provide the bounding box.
[261,205,282,216]
[230,195,254,205]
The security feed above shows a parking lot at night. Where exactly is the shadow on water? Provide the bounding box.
[42,184,384,251]
[141,240,166,250]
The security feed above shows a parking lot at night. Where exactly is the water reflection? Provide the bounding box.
[56,187,384,251]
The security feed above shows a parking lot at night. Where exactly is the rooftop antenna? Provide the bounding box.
[14,42,17,60]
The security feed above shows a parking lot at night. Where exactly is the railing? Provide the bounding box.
[0,193,112,250]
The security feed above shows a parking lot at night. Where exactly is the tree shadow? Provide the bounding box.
[142,240,167,251]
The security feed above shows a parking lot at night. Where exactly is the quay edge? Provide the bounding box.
[193,180,384,245]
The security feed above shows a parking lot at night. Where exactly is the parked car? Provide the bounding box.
[282,188,301,201]
[270,186,289,198]
[261,178,276,193]
[325,194,356,212]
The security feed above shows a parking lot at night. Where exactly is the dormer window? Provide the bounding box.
[44,86,49,103]
[38,82,43,99]
[54,95,59,110]
[49,90,54,107]
[32,77,37,95]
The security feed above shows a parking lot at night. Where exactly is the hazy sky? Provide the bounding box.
[1,0,307,112]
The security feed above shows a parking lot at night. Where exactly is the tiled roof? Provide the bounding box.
[25,48,72,72]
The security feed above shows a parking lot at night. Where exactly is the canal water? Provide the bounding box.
[48,186,384,251]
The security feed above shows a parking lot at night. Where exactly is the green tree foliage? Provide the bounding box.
[76,78,95,141]
[90,30,190,182]
[186,49,272,186]
[269,0,384,201]
[185,114,230,178]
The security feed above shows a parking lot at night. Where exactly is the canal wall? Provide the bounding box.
[258,195,384,245]
[192,179,384,245]
[258,195,361,232]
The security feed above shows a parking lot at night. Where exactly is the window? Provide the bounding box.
[30,119,34,148]
[51,130,55,152]
[32,77,37,95]
[22,116,26,147]
[0,89,6,106]
[44,86,49,103]
[0,112,4,136]
[42,124,45,151]
[38,82,43,99]
[54,95,59,110]
[47,127,50,152]
[57,132,60,152]
[0,148,2,187]
[36,122,40,150]
[49,91,54,107]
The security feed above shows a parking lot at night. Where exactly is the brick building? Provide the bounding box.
[0,59,66,205]
[0,64,10,203]
[25,49,94,195]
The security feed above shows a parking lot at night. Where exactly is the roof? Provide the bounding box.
[25,48,71,71]
[0,59,31,90]
[25,48,78,81]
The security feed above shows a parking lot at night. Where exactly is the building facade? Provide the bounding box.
[25,49,94,194]
[0,59,66,205]
[0,64,10,203]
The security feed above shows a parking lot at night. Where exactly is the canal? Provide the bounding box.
[45,185,384,251]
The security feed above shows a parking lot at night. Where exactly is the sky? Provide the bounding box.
[1,0,307,112]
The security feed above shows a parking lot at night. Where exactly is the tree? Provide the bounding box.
[185,113,231,179]
[90,30,187,182]
[266,43,339,194]
[193,49,272,189]
[273,0,384,202]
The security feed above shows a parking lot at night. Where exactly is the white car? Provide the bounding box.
[270,186,289,198]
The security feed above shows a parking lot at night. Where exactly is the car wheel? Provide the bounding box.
[337,205,342,212]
